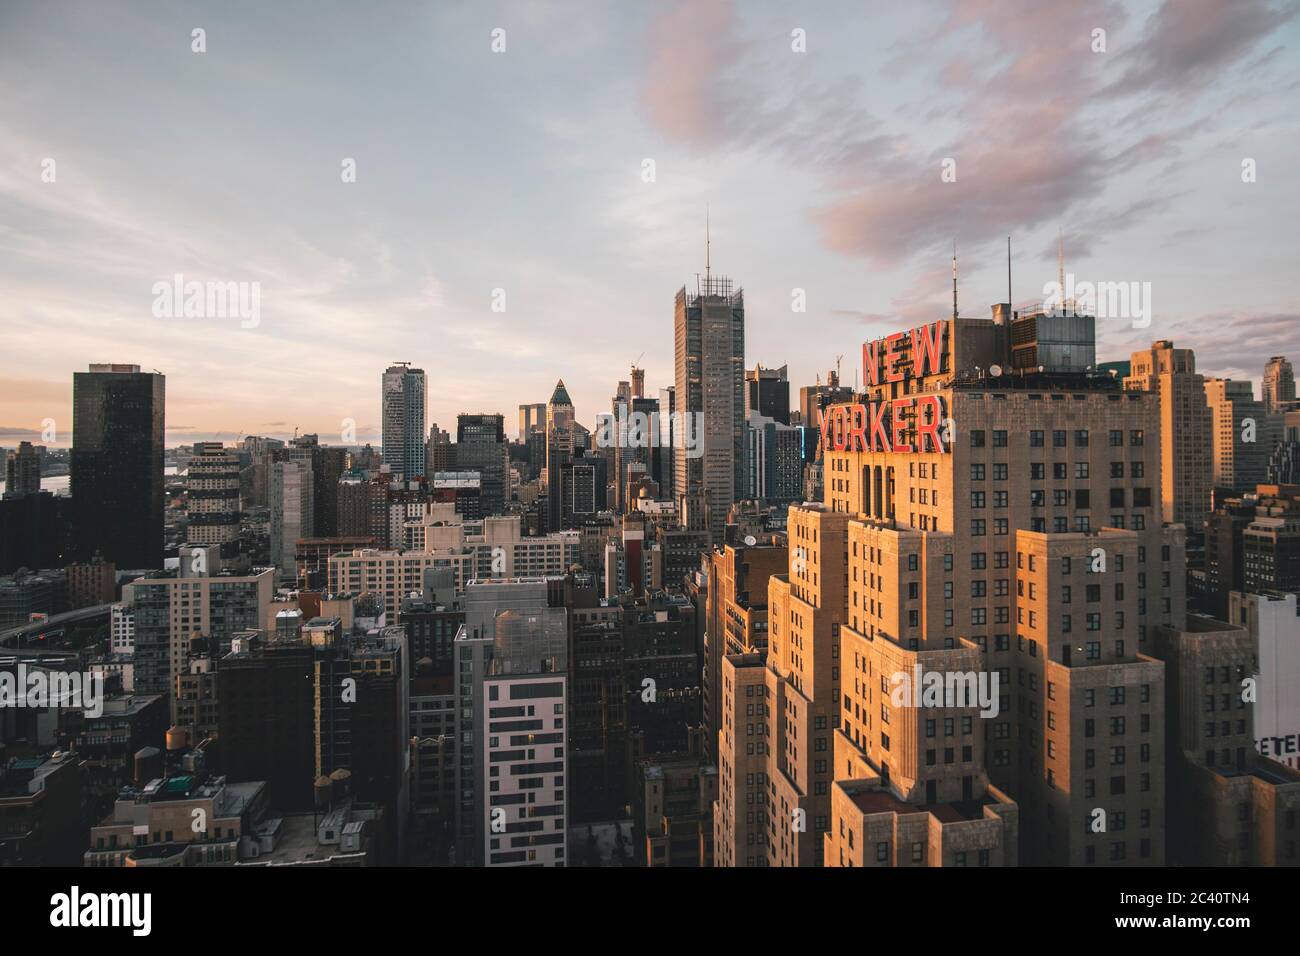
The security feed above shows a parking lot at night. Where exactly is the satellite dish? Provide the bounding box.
[989,364,1003,377]
[743,535,757,547]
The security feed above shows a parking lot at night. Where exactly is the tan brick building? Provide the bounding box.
[1125,341,1212,529]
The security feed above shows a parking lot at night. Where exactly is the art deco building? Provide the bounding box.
[715,305,1211,867]
[1125,342,1212,531]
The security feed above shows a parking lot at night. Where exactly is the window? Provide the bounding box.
[1030,430,1044,447]
[970,430,985,448]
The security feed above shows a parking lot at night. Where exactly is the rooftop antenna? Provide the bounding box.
[1058,228,1065,313]
[1007,236,1012,306]
[705,205,711,286]
[951,240,958,321]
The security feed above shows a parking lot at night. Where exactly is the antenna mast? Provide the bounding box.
[705,205,711,286]
[951,240,958,321]
[1007,236,1012,306]
[1058,228,1065,312]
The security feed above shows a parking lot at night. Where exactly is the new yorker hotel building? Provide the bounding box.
[809,304,1184,866]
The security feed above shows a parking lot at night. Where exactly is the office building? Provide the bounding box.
[746,364,790,425]
[1204,378,1276,495]
[457,413,507,517]
[270,460,314,575]
[674,271,744,545]
[71,364,165,568]
[518,403,546,439]
[1125,341,1213,530]
[3,441,41,497]
[1264,356,1296,415]
[382,363,427,480]
[545,381,576,532]
[745,410,803,503]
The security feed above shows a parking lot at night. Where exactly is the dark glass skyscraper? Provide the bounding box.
[456,413,507,516]
[71,363,165,568]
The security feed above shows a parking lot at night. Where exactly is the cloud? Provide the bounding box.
[1104,0,1296,96]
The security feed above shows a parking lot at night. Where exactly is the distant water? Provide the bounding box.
[0,466,177,497]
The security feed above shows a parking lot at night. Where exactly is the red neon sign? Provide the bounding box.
[819,395,947,454]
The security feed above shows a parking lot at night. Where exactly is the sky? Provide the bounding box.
[2,0,1299,448]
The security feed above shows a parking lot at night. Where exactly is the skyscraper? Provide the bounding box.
[456,413,507,516]
[185,442,241,546]
[382,363,427,480]
[518,403,546,439]
[1263,356,1296,414]
[745,363,790,425]
[674,269,744,545]
[71,364,165,568]
[4,441,41,497]
[270,460,313,575]
[1204,378,1276,494]
[545,380,575,531]
[1125,341,1213,530]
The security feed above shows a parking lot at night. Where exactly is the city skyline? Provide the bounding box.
[4,0,1300,447]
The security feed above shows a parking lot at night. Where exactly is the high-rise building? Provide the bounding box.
[3,441,41,497]
[746,364,790,425]
[186,442,241,546]
[1264,356,1296,414]
[426,422,455,477]
[798,370,854,443]
[1153,613,1300,865]
[545,380,576,531]
[1125,341,1213,531]
[518,403,546,439]
[674,272,744,545]
[382,363,427,480]
[447,579,567,865]
[457,413,507,517]
[270,460,314,575]
[709,307,1222,867]
[71,364,165,568]
[704,536,786,763]
[123,560,274,698]
[1204,378,1276,495]
[1231,591,1300,771]
[744,410,802,503]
